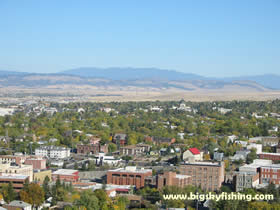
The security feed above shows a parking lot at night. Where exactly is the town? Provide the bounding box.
[0,100,280,210]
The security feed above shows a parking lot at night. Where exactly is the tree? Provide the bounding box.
[94,189,109,208]
[43,176,50,199]
[108,143,117,154]
[1,182,16,203]
[116,196,129,210]
[75,190,100,210]
[128,132,137,145]
[20,183,45,208]
[246,148,257,164]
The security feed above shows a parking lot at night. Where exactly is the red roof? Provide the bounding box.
[189,148,200,155]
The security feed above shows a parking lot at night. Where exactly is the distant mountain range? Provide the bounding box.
[0,67,279,91]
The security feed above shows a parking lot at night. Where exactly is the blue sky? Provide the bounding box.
[0,0,279,77]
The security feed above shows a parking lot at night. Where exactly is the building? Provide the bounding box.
[183,148,203,162]
[113,133,127,146]
[259,152,280,161]
[239,159,272,173]
[24,157,46,170]
[148,136,176,146]
[52,169,79,182]
[179,161,225,191]
[213,152,224,161]
[77,143,108,155]
[234,171,260,192]
[3,200,31,210]
[0,163,33,182]
[107,166,152,189]
[0,155,26,165]
[0,174,29,192]
[249,137,279,146]
[247,143,262,154]
[260,164,280,186]
[157,171,191,189]
[230,150,250,161]
[234,159,272,192]
[94,152,121,166]
[33,170,52,184]
[120,144,151,156]
[35,146,70,159]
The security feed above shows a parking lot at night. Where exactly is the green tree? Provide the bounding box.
[43,176,51,199]
[1,182,16,203]
[75,190,100,210]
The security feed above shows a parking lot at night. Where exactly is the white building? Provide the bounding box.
[94,153,121,166]
[0,163,33,182]
[247,143,262,154]
[35,146,70,159]
[183,148,203,162]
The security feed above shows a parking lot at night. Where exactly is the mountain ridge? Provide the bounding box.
[0,68,279,90]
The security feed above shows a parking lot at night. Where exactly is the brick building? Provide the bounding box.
[260,164,280,186]
[259,153,280,161]
[52,169,79,182]
[77,143,108,155]
[146,136,176,146]
[157,171,191,189]
[0,174,29,192]
[107,166,152,189]
[0,155,26,165]
[179,161,225,191]
[24,158,46,170]
[113,133,127,146]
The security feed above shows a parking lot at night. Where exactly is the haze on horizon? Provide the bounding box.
[0,0,279,77]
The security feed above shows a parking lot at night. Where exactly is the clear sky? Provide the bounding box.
[0,0,279,77]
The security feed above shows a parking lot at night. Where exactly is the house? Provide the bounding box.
[230,150,250,161]
[147,136,175,146]
[3,200,31,210]
[213,152,224,161]
[113,133,127,146]
[182,148,203,162]
[177,133,185,140]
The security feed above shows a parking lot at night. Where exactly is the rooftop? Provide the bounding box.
[183,161,222,167]
[7,200,31,208]
[108,166,152,174]
[260,152,280,156]
[52,169,78,175]
[188,148,200,155]
[261,164,280,169]
[0,174,29,180]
